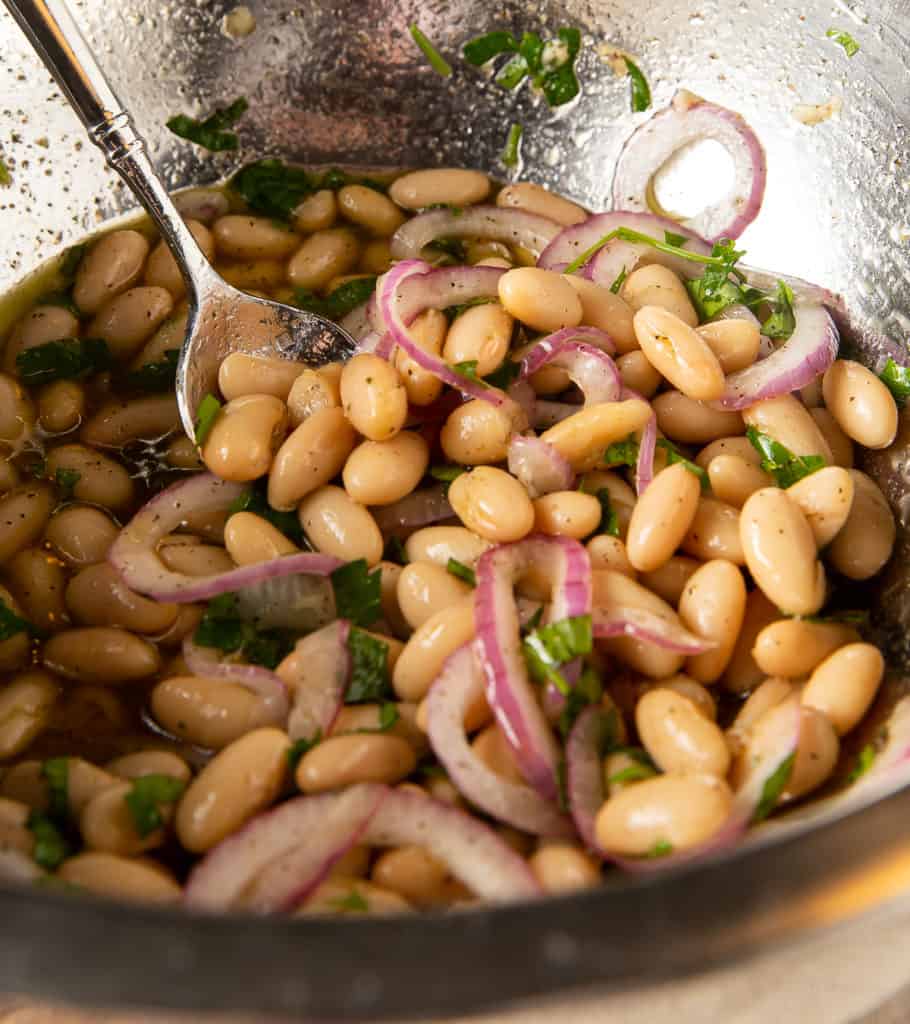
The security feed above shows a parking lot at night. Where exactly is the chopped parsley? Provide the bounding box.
[331,887,370,913]
[287,731,322,770]
[484,357,522,390]
[345,628,393,703]
[656,438,710,490]
[502,122,523,168]
[827,28,860,57]
[603,434,639,468]
[684,238,752,320]
[847,743,876,783]
[878,358,910,405]
[752,753,795,823]
[16,337,111,383]
[166,97,248,152]
[760,280,796,340]
[194,593,295,669]
[428,236,468,264]
[0,156,10,186]
[42,758,70,822]
[0,598,33,642]
[564,225,741,277]
[452,359,482,383]
[360,702,401,734]
[193,393,222,446]
[624,57,651,112]
[646,839,674,858]
[293,276,378,320]
[26,811,70,870]
[523,614,593,696]
[230,160,386,221]
[124,774,186,837]
[593,487,621,537]
[446,558,476,587]
[330,560,382,628]
[409,23,453,77]
[125,350,179,393]
[429,463,467,485]
[745,427,825,488]
[609,267,628,294]
[54,468,81,499]
[229,482,304,545]
[664,230,688,248]
[463,27,582,108]
[557,668,605,739]
[444,296,495,321]
[607,760,658,786]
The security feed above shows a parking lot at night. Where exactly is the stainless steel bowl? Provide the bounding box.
[1,0,910,1019]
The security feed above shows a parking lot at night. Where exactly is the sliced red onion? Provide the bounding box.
[279,620,351,742]
[592,605,715,654]
[565,705,615,854]
[507,435,574,499]
[475,536,592,802]
[108,473,342,603]
[339,301,374,343]
[371,484,453,531]
[611,93,767,242]
[538,210,709,278]
[233,572,336,633]
[185,784,386,912]
[713,304,839,410]
[182,637,289,724]
[426,643,574,837]
[519,331,621,407]
[635,412,658,494]
[390,205,561,262]
[507,377,537,422]
[740,264,841,311]
[360,786,542,901]
[379,260,514,408]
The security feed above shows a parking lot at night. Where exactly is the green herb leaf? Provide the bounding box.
[26,811,70,870]
[484,357,521,391]
[428,236,467,264]
[330,560,382,628]
[125,349,179,393]
[502,122,524,168]
[0,156,10,186]
[603,434,639,468]
[761,280,796,340]
[607,761,657,785]
[878,358,910,405]
[656,438,710,490]
[495,53,530,90]
[124,774,186,838]
[609,267,628,294]
[746,427,825,489]
[847,743,876,783]
[611,745,658,767]
[684,239,751,321]
[54,468,81,499]
[646,839,674,858]
[444,296,495,321]
[463,30,519,65]
[166,97,248,152]
[42,758,70,822]
[429,463,467,484]
[293,276,378,320]
[452,359,481,382]
[287,731,322,770]
[752,753,795,823]
[331,887,370,913]
[194,593,295,669]
[446,558,476,587]
[523,614,593,696]
[194,393,222,446]
[228,482,304,545]
[664,230,688,248]
[16,337,111,383]
[806,609,870,629]
[624,57,651,112]
[557,668,605,739]
[377,702,400,732]
[592,487,621,537]
[0,598,33,642]
[409,23,453,77]
[346,628,393,703]
[827,27,860,57]
[383,535,409,566]
[231,159,316,219]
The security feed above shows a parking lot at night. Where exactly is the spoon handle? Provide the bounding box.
[3,0,215,294]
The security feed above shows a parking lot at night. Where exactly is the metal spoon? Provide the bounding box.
[4,0,357,439]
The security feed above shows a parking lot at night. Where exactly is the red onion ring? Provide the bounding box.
[565,705,616,854]
[635,411,658,494]
[713,304,839,410]
[426,643,574,837]
[507,435,574,499]
[611,92,767,242]
[277,620,351,743]
[519,330,621,405]
[185,784,386,912]
[475,536,592,802]
[538,210,709,277]
[592,605,715,654]
[371,484,453,531]
[182,637,289,724]
[359,786,541,901]
[390,205,561,262]
[379,260,514,408]
[108,474,342,603]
